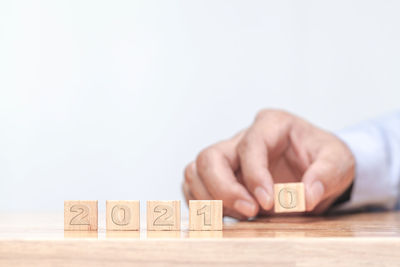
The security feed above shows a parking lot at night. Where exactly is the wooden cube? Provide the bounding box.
[147,200,180,231]
[64,200,98,231]
[274,183,306,213]
[106,200,140,231]
[189,200,223,231]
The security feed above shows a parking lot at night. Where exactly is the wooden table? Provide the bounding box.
[0,211,399,266]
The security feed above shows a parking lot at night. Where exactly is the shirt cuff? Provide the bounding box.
[332,125,398,212]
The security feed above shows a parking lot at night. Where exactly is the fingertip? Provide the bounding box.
[233,199,258,218]
[254,186,274,210]
[305,180,325,211]
[223,208,248,221]
[231,185,260,217]
[236,132,275,210]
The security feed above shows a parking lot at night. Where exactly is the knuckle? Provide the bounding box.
[185,168,193,185]
[184,165,193,185]
[196,147,219,172]
[255,108,291,122]
[236,137,250,155]
[255,109,270,121]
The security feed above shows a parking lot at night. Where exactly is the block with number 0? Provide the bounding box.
[274,182,306,213]
[189,200,223,231]
[147,200,181,231]
[106,200,140,231]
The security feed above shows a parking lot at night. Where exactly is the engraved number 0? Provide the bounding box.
[153,205,174,226]
[278,188,298,209]
[111,205,131,225]
[197,205,211,226]
[70,204,90,225]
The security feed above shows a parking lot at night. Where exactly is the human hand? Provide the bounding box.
[182,109,355,219]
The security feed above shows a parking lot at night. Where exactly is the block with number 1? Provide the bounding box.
[189,200,223,231]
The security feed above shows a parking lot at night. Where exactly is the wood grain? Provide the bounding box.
[1,211,400,266]
[1,238,399,267]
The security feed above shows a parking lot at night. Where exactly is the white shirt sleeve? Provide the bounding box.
[334,111,400,211]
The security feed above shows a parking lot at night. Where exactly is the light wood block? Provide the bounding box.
[147,200,180,231]
[64,200,98,231]
[274,183,306,213]
[106,200,140,231]
[189,200,223,231]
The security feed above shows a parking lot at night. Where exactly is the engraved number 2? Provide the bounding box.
[153,205,174,226]
[70,204,90,225]
[197,205,211,226]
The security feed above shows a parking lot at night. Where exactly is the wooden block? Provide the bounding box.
[274,183,306,213]
[147,200,180,231]
[106,200,140,231]
[189,200,223,231]
[64,200,98,231]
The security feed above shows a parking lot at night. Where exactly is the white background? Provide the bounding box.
[0,0,399,214]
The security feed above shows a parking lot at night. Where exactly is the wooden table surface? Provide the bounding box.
[0,211,399,266]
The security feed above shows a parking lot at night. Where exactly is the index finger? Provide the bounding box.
[196,140,259,218]
[237,110,293,210]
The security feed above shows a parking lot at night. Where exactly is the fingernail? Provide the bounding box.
[254,186,272,210]
[309,181,324,208]
[234,200,257,217]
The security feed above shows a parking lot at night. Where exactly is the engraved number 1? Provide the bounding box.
[197,205,211,226]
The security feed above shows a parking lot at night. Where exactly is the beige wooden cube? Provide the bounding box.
[274,183,306,213]
[106,200,140,231]
[147,200,180,231]
[189,200,223,231]
[64,200,98,231]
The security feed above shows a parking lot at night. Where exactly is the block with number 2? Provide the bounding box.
[64,200,98,231]
[147,200,181,231]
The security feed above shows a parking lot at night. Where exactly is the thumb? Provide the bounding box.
[302,159,338,212]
